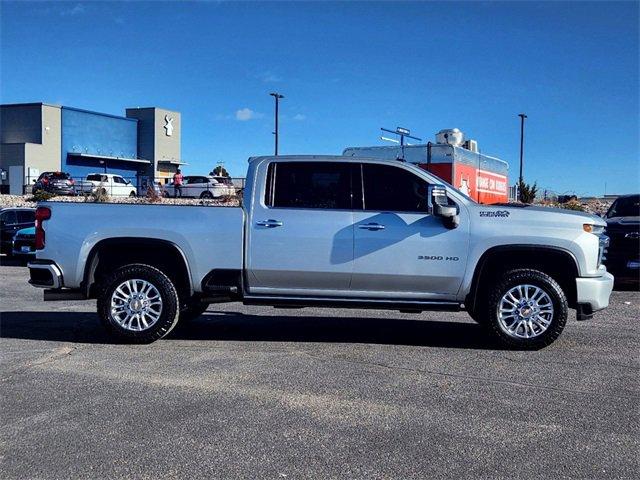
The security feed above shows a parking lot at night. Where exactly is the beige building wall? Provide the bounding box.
[24,105,61,177]
[154,108,181,164]
[125,107,182,183]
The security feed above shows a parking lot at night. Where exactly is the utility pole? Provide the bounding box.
[270,92,284,155]
[518,113,527,202]
[518,113,527,186]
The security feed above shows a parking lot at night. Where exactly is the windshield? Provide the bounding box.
[607,195,640,218]
[44,172,70,180]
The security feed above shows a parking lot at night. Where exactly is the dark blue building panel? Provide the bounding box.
[61,107,142,180]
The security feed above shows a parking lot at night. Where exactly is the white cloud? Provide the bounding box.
[60,3,86,16]
[258,71,282,83]
[292,114,306,121]
[235,108,263,121]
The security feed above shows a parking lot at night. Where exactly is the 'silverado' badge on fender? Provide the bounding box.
[479,210,510,217]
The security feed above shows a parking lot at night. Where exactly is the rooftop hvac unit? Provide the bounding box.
[463,139,478,153]
[435,128,464,146]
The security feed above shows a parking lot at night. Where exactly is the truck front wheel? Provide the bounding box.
[484,269,568,349]
[97,264,180,343]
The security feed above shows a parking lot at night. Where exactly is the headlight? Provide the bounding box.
[583,223,605,234]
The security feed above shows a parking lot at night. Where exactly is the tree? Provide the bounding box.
[212,165,230,177]
[518,180,538,203]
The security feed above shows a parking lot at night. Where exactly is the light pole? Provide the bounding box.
[270,92,284,155]
[518,113,527,186]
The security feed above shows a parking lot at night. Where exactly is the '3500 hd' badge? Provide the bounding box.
[479,210,510,217]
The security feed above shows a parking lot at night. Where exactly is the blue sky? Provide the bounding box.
[1,1,638,195]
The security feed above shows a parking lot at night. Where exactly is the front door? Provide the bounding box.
[246,161,356,296]
[351,163,469,299]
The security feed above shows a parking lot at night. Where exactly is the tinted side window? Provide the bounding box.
[16,211,35,223]
[1,211,17,224]
[362,164,429,213]
[113,176,125,184]
[267,162,352,210]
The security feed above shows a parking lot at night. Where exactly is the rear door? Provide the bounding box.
[351,163,469,298]
[246,161,356,295]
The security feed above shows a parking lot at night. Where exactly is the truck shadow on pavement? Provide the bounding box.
[0,310,506,350]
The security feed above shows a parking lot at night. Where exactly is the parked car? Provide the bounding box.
[27,155,613,349]
[32,171,76,196]
[0,207,35,254]
[603,194,639,285]
[12,226,36,256]
[75,173,137,198]
[164,175,236,198]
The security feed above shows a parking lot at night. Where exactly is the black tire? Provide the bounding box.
[179,300,209,323]
[200,191,213,199]
[97,264,180,343]
[482,268,568,350]
[129,191,136,197]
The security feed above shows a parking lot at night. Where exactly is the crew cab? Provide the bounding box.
[28,155,614,349]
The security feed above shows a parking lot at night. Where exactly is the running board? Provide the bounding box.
[243,295,461,312]
[44,289,87,301]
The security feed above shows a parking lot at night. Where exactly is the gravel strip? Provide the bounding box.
[0,194,241,209]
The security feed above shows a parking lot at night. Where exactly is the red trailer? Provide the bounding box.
[343,130,510,204]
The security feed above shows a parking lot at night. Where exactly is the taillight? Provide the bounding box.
[35,206,51,250]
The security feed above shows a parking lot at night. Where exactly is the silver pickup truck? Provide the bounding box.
[28,155,614,349]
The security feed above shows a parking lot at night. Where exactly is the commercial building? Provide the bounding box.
[0,103,184,194]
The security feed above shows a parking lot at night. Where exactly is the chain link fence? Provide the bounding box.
[21,174,246,198]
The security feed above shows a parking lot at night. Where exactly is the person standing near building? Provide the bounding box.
[173,169,184,198]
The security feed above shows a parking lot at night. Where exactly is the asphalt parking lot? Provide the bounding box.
[1,260,638,479]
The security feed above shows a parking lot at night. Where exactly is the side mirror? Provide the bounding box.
[33,179,37,183]
[428,185,459,229]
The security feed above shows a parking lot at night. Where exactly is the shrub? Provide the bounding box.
[561,200,585,211]
[28,190,56,202]
[146,184,163,203]
[85,183,109,203]
[518,180,538,203]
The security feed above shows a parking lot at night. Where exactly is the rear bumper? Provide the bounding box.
[28,260,63,289]
[576,272,614,312]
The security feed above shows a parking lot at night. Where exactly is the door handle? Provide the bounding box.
[256,219,283,228]
[358,223,385,231]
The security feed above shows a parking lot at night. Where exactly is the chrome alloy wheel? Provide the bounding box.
[110,279,163,331]
[497,284,554,339]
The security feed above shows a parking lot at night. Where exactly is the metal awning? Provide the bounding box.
[67,152,151,164]
[158,159,189,165]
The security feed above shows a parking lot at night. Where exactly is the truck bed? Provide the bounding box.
[37,202,245,292]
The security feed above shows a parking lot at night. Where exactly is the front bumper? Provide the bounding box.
[28,260,63,289]
[576,272,614,312]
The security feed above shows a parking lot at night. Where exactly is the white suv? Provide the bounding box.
[75,174,137,198]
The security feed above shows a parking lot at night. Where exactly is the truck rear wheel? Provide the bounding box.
[97,264,180,343]
[484,269,568,349]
